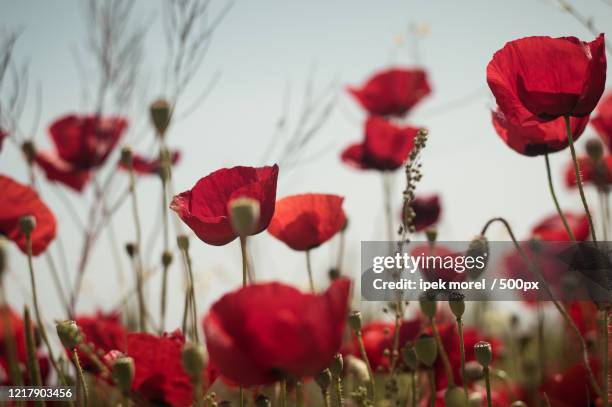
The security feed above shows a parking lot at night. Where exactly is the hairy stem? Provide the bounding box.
[544,153,576,241]
[306,250,315,293]
[356,331,376,403]
[431,319,455,387]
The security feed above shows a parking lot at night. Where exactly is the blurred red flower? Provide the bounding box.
[567,301,599,338]
[491,109,589,156]
[341,117,419,171]
[348,68,431,117]
[530,212,590,241]
[127,330,194,407]
[0,175,56,256]
[268,193,346,251]
[171,165,279,246]
[410,194,441,232]
[75,311,128,373]
[487,35,606,123]
[118,150,181,175]
[564,155,612,189]
[410,244,466,284]
[35,151,91,192]
[540,359,601,407]
[591,92,612,150]
[203,278,351,386]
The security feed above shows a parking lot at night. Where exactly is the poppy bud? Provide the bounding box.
[255,395,271,407]
[419,291,437,319]
[21,140,36,164]
[161,250,173,267]
[511,401,527,407]
[125,242,137,258]
[182,342,206,381]
[586,139,604,161]
[444,386,467,407]
[315,368,332,390]
[56,320,81,349]
[228,197,260,237]
[177,234,190,251]
[348,311,362,332]
[112,356,134,395]
[474,341,492,367]
[464,361,483,381]
[150,99,172,136]
[402,345,418,370]
[414,334,437,367]
[466,235,489,280]
[329,353,343,377]
[448,292,465,319]
[120,146,133,167]
[18,215,36,235]
[425,229,437,244]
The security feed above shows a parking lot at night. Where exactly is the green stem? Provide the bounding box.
[456,318,468,399]
[72,348,88,407]
[180,246,199,342]
[382,173,395,242]
[239,386,244,407]
[160,147,171,332]
[544,153,576,241]
[240,236,248,287]
[483,366,492,407]
[411,370,417,407]
[356,332,376,403]
[306,250,315,293]
[280,378,287,407]
[428,369,435,407]
[431,319,455,387]
[334,378,344,407]
[322,389,331,407]
[24,308,43,404]
[128,168,147,331]
[537,303,546,384]
[564,115,597,242]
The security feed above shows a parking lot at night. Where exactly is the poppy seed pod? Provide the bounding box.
[448,292,465,319]
[150,99,171,136]
[125,242,137,258]
[414,334,437,367]
[315,368,332,390]
[229,197,261,237]
[444,386,467,407]
[56,320,81,349]
[255,395,271,407]
[21,140,36,164]
[177,234,190,251]
[586,139,604,161]
[466,235,489,280]
[348,311,362,332]
[464,361,484,381]
[474,341,492,367]
[112,356,134,395]
[425,229,437,244]
[161,250,173,267]
[181,342,206,381]
[419,292,437,319]
[120,146,133,167]
[402,345,418,370]
[329,353,343,377]
[19,215,36,235]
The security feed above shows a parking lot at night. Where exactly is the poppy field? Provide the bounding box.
[0,1,611,406]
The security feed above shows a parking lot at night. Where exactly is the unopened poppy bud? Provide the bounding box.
[464,361,483,381]
[177,234,190,251]
[402,345,418,370]
[586,138,604,161]
[425,229,437,244]
[229,197,260,236]
[348,311,362,332]
[181,342,206,381]
[419,291,437,319]
[150,99,172,136]
[112,356,134,394]
[315,368,332,390]
[255,395,271,407]
[466,235,489,280]
[19,216,36,235]
[56,320,81,349]
[415,334,437,367]
[329,353,343,377]
[125,242,137,258]
[448,292,465,319]
[511,401,527,407]
[120,146,133,167]
[444,386,467,407]
[161,250,173,267]
[474,341,492,367]
[21,140,36,164]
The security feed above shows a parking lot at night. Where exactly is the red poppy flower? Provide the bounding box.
[487,35,606,123]
[564,155,612,188]
[341,117,419,171]
[540,359,601,407]
[348,68,431,117]
[171,165,279,246]
[491,109,589,156]
[410,194,441,231]
[127,330,194,407]
[350,318,422,372]
[567,301,599,338]
[203,278,351,386]
[0,175,56,256]
[268,193,346,251]
[530,212,590,241]
[118,150,181,175]
[410,244,467,284]
[591,92,612,150]
[48,114,128,169]
[35,150,91,192]
[75,311,128,373]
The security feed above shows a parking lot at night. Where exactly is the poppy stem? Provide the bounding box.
[321,389,331,407]
[240,236,249,287]
[603,308,609,407]
[306,250,315,292]
[564,115,597,242]
[127,166,147,332]
[355,331,376,403]
[483,366,492,407]
[411,370,417,407]
[382,173,395,242]
[427,368,435,407]
[296,380,305,407]
[544,153,576,241]
[160,175,170,332]
[179,244,199,343]
[0,284,23,387]
[72,348,89,407]
[280,378,287,407]
[333,376,344,407]
[24,307,43,390]
[456,317,468,400]
[480,217,603,397]
[430,319,455,387]
[537,303,545,384]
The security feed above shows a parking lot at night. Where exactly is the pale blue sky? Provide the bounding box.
[1,0,611,332]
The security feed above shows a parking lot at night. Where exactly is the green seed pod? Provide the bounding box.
[161,250,173,267]
[586,138,604,161]
[228,197,261,237]
[348,311,362,332]
[21,140,36,164]
[315,368,332,390]
[444,386,467,407]
[120,146,133,167]
[181,342,206,381]
[402,345,418,370]
[150,99,172,136]
[474,341,492,367]
[19,216,36,235]
[177,234,190,251]
[419,291,437,319]
[329,353,343,377]
[254,395,271,407]
[55,320,81,349]
[425,230,438,244]
[112,356,134,395]
[464,361,483,381]
[125,242,137,258]
[414,334,437,367]
[448,292,465,319]
[465,235,489,280]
